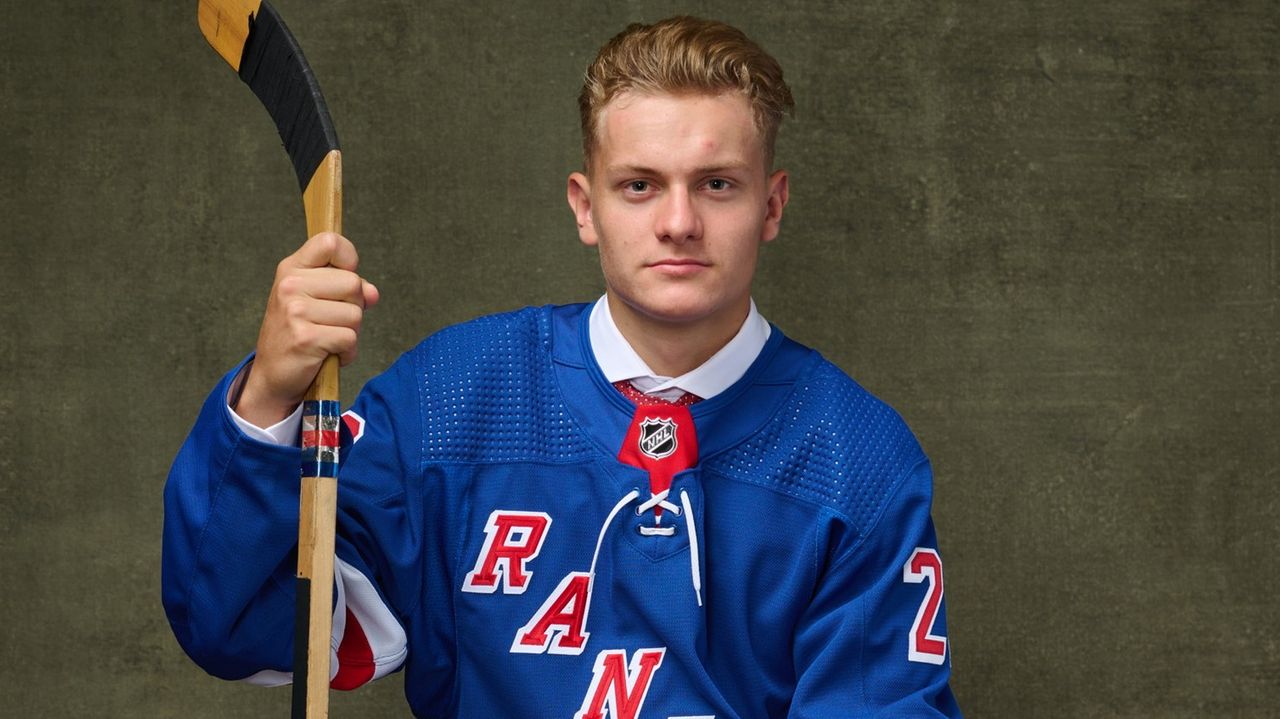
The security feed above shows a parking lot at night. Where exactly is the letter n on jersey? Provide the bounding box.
[461,510,552,594]
[573,648,666,719]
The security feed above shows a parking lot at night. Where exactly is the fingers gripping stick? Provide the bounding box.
[198,1,342,716]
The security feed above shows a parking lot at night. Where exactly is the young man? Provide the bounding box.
[163,17,962,718]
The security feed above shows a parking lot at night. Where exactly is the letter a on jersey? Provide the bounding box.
[511,572,592,655]
[462,510,552,595]
[573,648,666,719]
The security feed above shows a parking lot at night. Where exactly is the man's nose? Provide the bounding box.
[655,186,701,244]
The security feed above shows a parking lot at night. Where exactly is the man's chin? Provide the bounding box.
[629,300,738,331]
[624,295,713,325]
[608,287,748,329]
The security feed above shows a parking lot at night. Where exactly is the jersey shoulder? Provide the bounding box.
[706,345,926,539]
[404,304,596,464]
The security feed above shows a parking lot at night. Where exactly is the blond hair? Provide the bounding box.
[578,16,794,169]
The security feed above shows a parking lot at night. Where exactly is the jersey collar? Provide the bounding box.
[587,295,771,401]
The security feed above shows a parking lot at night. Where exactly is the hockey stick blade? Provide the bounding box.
[198,0,340,192]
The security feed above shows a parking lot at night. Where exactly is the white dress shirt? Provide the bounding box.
[588,295,771,402]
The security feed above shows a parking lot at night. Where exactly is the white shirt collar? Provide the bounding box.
[587,295,771,401]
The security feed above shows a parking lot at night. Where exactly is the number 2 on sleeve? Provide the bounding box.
[903,548,948,665]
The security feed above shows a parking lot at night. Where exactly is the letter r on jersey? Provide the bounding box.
[573,648,666,719]
[462,510,552,595]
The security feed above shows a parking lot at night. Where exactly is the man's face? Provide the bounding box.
[567,91,788,340]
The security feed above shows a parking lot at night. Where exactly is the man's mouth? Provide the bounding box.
[650,258,708,267]
[648,258,709,276]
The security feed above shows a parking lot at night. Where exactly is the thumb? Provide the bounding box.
[362,279,381,309]
[291,232,355,270]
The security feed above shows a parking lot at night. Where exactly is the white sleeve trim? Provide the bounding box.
[242,669,292,687]
[335,557,409,679]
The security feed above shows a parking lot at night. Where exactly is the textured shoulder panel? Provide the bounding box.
[410,306,597,464]
[705,358,925,538]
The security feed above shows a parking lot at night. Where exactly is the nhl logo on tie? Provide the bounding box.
[638,417,678,459]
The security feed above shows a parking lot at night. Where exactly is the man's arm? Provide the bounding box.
[789,459,962,717]
[161,232,402,685]
[163,356,314,678]
[162,350,416,687]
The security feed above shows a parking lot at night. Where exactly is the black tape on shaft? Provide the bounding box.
[238,1,340,192]
[291,576,311,719]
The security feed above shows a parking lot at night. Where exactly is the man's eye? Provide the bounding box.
[626,180,649,193]
[706,178,731,191]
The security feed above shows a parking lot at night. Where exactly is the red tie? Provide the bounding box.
[611,380,701,407]
[613,381,700,516]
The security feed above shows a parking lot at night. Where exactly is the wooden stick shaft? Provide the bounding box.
[294,149,343,719]
[198,4,344,714]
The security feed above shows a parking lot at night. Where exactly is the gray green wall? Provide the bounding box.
[2,1,1275,716]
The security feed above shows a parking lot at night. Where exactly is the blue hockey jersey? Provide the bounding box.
[162,303,961,717]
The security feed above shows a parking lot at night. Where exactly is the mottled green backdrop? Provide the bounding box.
[1,1,1275,716]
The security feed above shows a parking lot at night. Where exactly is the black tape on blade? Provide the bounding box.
[238,1,340,192]
[291,576,311,719]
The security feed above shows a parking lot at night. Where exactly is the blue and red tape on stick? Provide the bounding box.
[300,399,340,478]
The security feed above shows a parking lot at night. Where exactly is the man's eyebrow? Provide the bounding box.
[603,161,753,177]
[603,164,661,177]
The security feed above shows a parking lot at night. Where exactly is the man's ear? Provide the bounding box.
[567,172,598,247]
[762,169,789,244]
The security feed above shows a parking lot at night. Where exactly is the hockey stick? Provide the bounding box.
[197,1,342,717]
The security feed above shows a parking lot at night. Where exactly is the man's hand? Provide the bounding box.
[235,232,380,428]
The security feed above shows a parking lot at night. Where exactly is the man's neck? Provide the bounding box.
[606,294,749,378]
